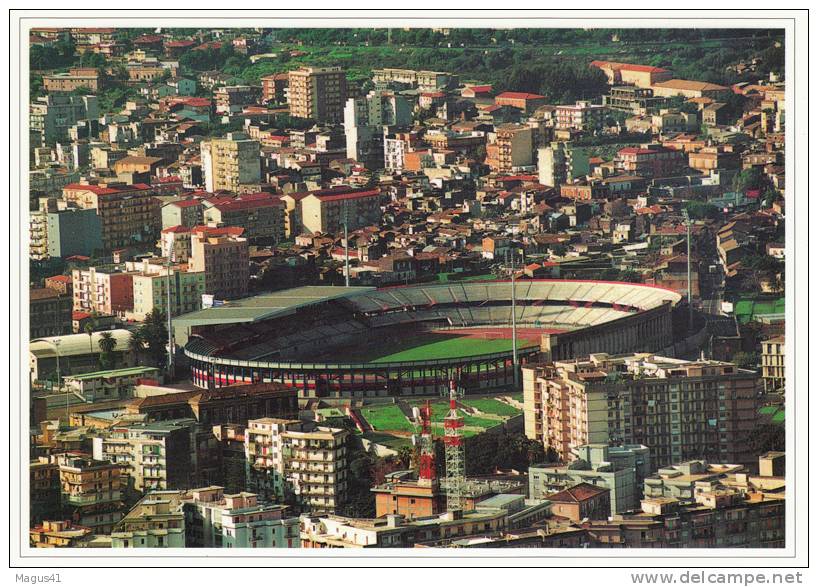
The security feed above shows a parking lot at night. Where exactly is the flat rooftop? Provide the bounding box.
[174,286,375,328]
[66,366,160,381]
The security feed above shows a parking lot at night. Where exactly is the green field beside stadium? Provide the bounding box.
[333,333,534,364]
[360,397,522,438]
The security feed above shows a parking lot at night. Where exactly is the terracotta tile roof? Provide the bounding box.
[496,91,546,100]
[548,482,610,503]
[653,79,729,92]
[169,199,203,209]
[63,183,152,195]
[590,60,669,74]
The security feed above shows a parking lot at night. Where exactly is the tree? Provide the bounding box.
[395,445,415,472]
[84,321,95,356]
[128,331,145,366]
[732,351,760,371]
[136,309,169,368]
[732,168,773,195]
[684,200,721,221]
[98,331,118,370]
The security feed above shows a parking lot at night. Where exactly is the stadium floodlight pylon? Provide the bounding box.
[442,376,465,512]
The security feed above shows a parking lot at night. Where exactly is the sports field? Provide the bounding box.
[359,396,522,438]
[333,332,537,364]
[734,298,785,324]
[759,405,785,425]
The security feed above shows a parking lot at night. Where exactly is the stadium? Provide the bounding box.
[177,280,683,399]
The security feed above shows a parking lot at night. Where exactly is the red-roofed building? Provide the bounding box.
[548,483,612,521]
[616,146,687,178]
[300,187,382,234]
[164,39,196,58]
[132,34,164,53]
[162,198,205,230]
[590,60,673,88]
[189,225,250,299]
[203,193,285,242]
[495,91,548,114]
[62,182,161,252]
[44,274,73,296]
[461,84,493,99]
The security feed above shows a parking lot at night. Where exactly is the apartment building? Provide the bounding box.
[288,66,348,123]
[761,335,785,393]
[30,94,99,144]
[260,73,289,103]
[62,181,161,252]
[523,353,760,469]
[616,146,687,178]
[383,131,419,171]
[245,419,349,513]
[203,193,286,242]
[555,101,607,132]
[494,91,548,115]
[29,520,94,548]
[30,287,72,338]
[585,489,784,548]
[160,225,193,263]
[111,490,186,548]
[214,85,262,115]
[487,124,534,174]
[643,460,744,502]
[371,68,456,92]
[529,443,651,514]
[603,86,668,115]
[300,508,507,548]
[94,419,195,492]
[71,266,135,316]
[56,453,125,534]
[162,199,205,230]
[538,142,590,187]
[42,67,104,93]
[125,259,205,321]
[30,457,61,526]
[344,90,412,168]
[299,187,381,235]
[30,168,81,196]
[46,207,103,258]
[201,133,261,193]
[183,486,300,548]
[189,225,250,300]
[213,424,248,494]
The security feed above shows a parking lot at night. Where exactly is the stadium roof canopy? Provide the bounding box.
[174,286,376,329]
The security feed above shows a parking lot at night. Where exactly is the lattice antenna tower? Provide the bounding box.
[412,400,437,484]
[442,376,465,511]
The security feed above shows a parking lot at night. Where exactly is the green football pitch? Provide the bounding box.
[332,333,534,364]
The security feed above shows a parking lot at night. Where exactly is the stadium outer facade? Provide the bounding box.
[177,281,682,399]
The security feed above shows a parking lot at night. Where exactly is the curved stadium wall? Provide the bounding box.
[183,280,682,399]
